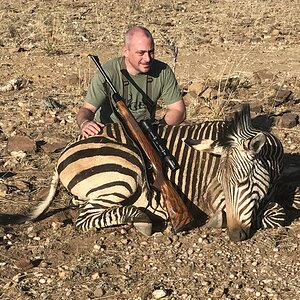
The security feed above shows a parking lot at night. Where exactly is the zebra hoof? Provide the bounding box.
[133,222,152,236]
[206,211,226,228]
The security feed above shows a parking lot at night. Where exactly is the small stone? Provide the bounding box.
[15,258,34,270]
[91,272,100,280]
[0,183,8,196]
[13,180,29,191]
[10,150,27,159]
[94,287,105,297]
[51,222,63,230]
[152,289,167,299]
[58,270,67,279]
[93,244,101,251]
[66,74,81,86]
[121,238,129,245]
[212,287,225,298]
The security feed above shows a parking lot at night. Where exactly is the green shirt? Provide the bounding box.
[84,56,182,123]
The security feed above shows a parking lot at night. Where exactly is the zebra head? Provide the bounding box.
[185,104,284,241]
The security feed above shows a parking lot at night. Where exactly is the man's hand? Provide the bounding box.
[76,102,104,137]
[80,120,104,138]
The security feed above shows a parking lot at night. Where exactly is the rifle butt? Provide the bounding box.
[160,180,193,233]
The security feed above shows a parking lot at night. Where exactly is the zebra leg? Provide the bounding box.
[259,202,286,229]
[76,204,153,236]
[68,196,86,209]
[203,180,226,228]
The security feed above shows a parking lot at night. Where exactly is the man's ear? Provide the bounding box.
[183,138,223,155]
[122,46,129,58]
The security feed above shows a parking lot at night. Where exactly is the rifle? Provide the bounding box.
[89,54,193,233]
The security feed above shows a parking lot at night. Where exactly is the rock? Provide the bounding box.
[91,272,100,280]
[253,70,276,84]
[41,141,66,153]
[268,89,293,106]
[0,77,30,92]
[201,87,218,99]
[13,180,30,191]
[66,74,81,86]
[271,29,281,36]
[280,113,299,128]
[15,258,34,270]
[94,287,105,297]
[43,96,62,109]
[188,82,207,96]
[152,289,167,299]
[9,150,27,159]
[0,183,8,196]
[183,92,197,106]
[6,135,36,153]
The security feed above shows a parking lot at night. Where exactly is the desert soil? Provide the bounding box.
[1,1,300,299]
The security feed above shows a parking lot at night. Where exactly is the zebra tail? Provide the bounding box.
[0,170,59,225]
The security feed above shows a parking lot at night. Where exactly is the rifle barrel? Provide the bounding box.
[89,55,118,96]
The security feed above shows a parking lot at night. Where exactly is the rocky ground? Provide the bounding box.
[0,0,300,299]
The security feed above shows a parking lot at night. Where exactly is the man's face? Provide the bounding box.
[123,33,155,75]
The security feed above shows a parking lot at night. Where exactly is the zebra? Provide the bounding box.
[1,104,297,241]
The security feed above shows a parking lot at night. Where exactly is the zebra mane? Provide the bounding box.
[219,104,258,147]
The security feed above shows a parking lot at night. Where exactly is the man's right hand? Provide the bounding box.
[80,120,104,138]
[76,103,104,137]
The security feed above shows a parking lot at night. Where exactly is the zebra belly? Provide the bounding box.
[57,137,145,203]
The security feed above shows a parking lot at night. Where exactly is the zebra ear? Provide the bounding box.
[244,132,266,154]
[183,138,223,155]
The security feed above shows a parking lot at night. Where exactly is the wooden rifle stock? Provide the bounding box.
[89,55,193,232]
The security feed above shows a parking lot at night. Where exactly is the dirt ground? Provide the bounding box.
[1,1,300,299]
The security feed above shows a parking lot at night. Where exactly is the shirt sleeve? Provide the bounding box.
[160,65,183,105]
[84,70,108,108]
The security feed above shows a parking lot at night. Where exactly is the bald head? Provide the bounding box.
[124,26,154,49]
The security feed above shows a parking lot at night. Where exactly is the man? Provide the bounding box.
[76,25,186,137]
